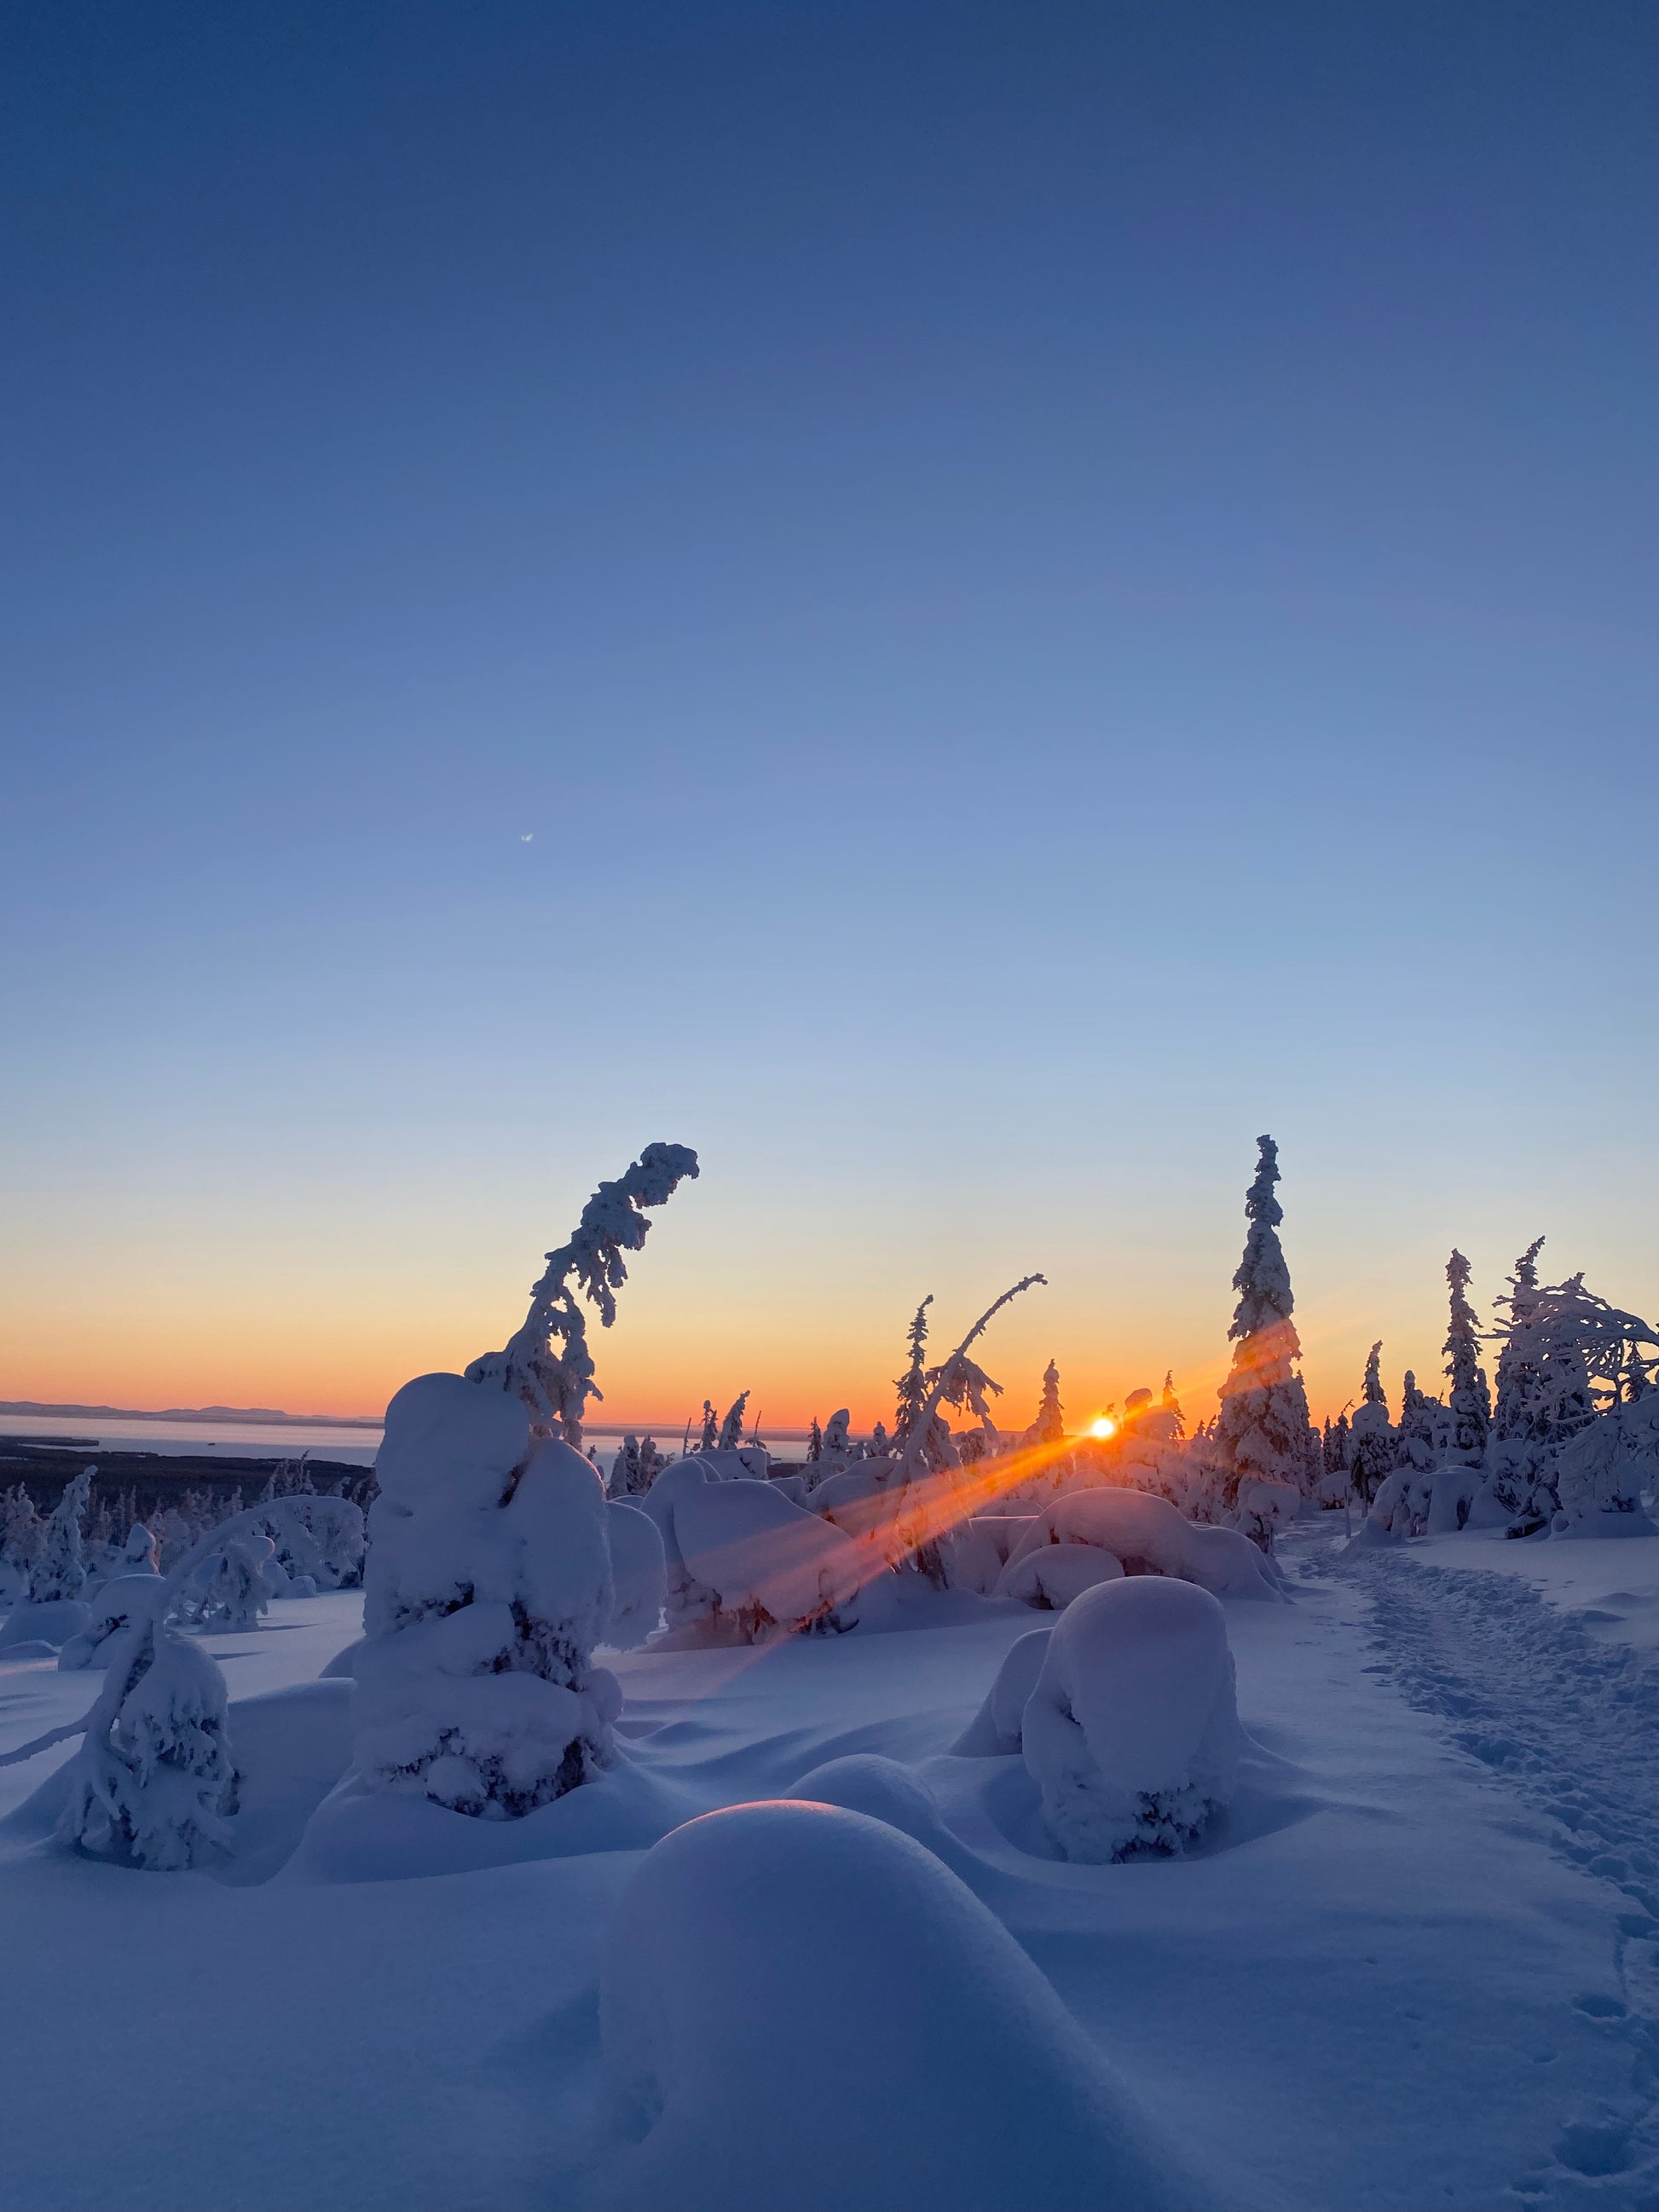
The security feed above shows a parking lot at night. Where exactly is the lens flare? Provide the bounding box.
[1089,1416,1117,1439]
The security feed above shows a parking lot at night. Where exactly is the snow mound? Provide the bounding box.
[57,1573,169,1670]
[374,1371,529,1511]
[0,1597,92,1654]
[604,1499,668,1649]
[997,1540,1124,1611]
[953,1626,1055,1753]
[1024,1577,1241,1863]
[644,1458,865,1640]
[997,1488,1282,1603]
[590,1799,1217,2212]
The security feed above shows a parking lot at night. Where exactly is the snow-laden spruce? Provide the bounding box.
[58,1617,239,1871]
[355,1144,696,1818]
[1023,1575,1242,1863]
[30,1466,94,1603]
[592,1799,1216,2212]
[1347,1341,1398,1507]
[1212,1136,1319,1499]
[643,1452,865,1641]
[1442,1250,1492,1464]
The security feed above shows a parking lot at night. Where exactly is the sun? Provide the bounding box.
[1088,1416,1117,1439]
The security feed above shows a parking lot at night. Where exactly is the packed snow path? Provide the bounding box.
[1327,1541,1659,2186]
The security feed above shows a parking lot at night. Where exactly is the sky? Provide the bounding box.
[2,1,1656,1433]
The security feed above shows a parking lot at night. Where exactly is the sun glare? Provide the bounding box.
[1088,1415,1117,1439]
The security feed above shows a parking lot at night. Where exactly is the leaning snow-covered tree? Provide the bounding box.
[1441,1249,1492,1464]
[1488,1266,1659,1522]
[466,1141,700,1445]
[716,1392,750,1452]
[1212,1137,1319,1501]
[30,1467,95,1603]
[355,1143,698,1818]
[884,1276,1046,1580]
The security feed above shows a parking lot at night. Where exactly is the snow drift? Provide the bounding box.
[642,1457,866,1640]
[589,1799,1217,2212]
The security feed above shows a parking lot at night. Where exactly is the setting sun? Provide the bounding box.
[1088,1415,1118,1439]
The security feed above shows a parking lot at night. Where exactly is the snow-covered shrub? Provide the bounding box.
[1023,1576,1241,1863]
[59,1619,239,1870]
[356,1373,618,1816]
[592,1799,1211,2212]
[258,1493,364,1588]
[29,1467,94,1603]
[119,1523,159,1574]
[643,1456,864,1641]
[953,1626,1055,1753]
[197,1534,275,1630]
[1554,1403,1659,1533]
[57,1573,170,1672]
[604,1497,667,1648]
[997,1488,1283,1603]
[1212,1136,1320,1500]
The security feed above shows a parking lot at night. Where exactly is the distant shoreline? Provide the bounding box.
[0,1398,381,1429]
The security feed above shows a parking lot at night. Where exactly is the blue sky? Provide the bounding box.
[3,2,1656,1424]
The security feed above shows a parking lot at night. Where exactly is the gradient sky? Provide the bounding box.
[3,2,1656,1433]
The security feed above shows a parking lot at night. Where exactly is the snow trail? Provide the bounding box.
[1328,1547,1659,2196]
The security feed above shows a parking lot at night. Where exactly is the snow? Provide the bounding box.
[589,1799,1217,2212]
[1021,1577,1241,1861]
[997,1487,1284,1602]
[3,1522,1659,2206]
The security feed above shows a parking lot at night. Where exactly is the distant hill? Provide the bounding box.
[0,1398,380,1428]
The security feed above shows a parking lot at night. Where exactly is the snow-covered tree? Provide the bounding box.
[1161,1372,1186,1441]
[1026,1360,1066,1447]
[699,1401,719,1450]
[59,1617,239,1870]
[1396,1372,1441,1471]
[868,1419,889,1457]
[29,1467,94,1603]
[1488,1268,1659,1519]
[466,1141,699,1447]
[1,1484,43,1577]
[807,1417,823,1463]
[196,1535,274,1631]
[610,1436,643,1498]
[716,1393,749,1452]
[352,1148,691,1820]
[893,1299,934,1457]
[1212,1137,1319,1500]
[1348,1344,1398,1507]
[1442,1249,1492,1464]
[639,1437,666,1487]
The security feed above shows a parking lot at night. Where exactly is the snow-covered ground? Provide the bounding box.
[3,1533,1658,2210]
